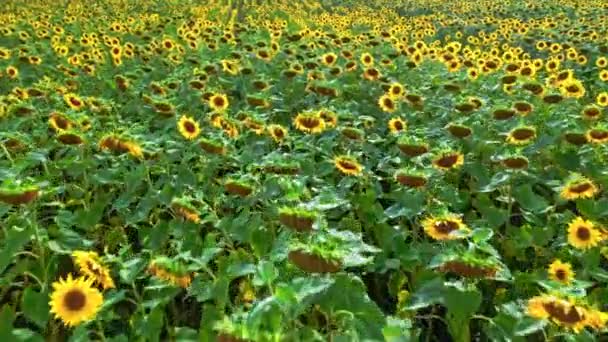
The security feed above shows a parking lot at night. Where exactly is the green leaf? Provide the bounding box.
[406,277,445,310]
[0,226,33,274]
[0,306,15,341]
[12,329,44,342]
[513,185,549,213]
[514,317,547,336]
[21,287,49,328]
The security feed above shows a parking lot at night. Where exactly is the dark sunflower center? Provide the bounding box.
[273,128,284,138]
[590,130,608,140]
[570,182,592,193]
[325,56,334,63]
[64,289,86,311]
[436,154,459,168]
[367,68,378,76]
[555,269,566,280]
[184,121,196,133]
[213,97,225,107]
[493,109,515,119]
[70,98,82,107]
[503,157,528,169]
[576,227,591,241]
[566,85,580,93]
[514,103,532,112]
[392,87,402,95]
[300,117,321,129]
[512,128,535,140]
[584,109,600,117]
[434,220,459,234]
[338,160,358,171]
[542,302,584,324]
[393,121,403,130]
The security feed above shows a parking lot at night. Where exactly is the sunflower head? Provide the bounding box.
[506,126,536,145]
[208,93,229,112]
[49,274,104,327]
[560,176,599,201]
[421,213,468,240]
[548,259,575,285]
[177,116,201,140]
[388,117,407,134]
[294,112,326,134]
[333,155,363,176]
[432,151,464,170]
[567,216,602,250]
[72,251,115,290]
[378,94,397,113]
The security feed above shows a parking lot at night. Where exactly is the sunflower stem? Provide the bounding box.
[1,143,14,166]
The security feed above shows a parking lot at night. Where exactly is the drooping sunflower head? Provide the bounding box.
[71,251,115,290]
[49,274,104,327]
[506,126,536,145]
[294,112,326,134]
[548,259,575,285]
[177,115,201,140]
[560,176,599,200]
[49,112,73,132]
[148,257,193,288]
[526,294,588,332]
[318,109,338,128]
[333,155,363,176]
[421,213,468,241]
[581,105,602,120]
[567,216,602,250]
[586,126,608,144]
[432,151,464,170]
[394,169,428,189]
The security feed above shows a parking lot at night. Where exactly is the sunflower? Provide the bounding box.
[267,124,288,143]
[567,216,602,249]
[421,213,468,240]
[360,52,374,66]
[177,116,201,140]
[318,109,338,128]
[506,126,536,145]
[321,52,338,66]
[72,251,115,290]
[6,65,18,79]
[599,70,608,82]
[294,112,326,134]
[581,105,602,120]
[49,274,103,327]
[388,82,405,98]
[208,93,229,112]
[388,118,407,134]
[334,155,363,176]
[586,127,608,144]
[64,93,85,110]
[597,92,608,107]
[378,94,397,113]
[597,57,608,68]
[432,151,464,170]
[559,79,585,99]
[49,112,73,132]
[148,260,192,288]
[560,177,599,200]
[526,295,588,332]
[548,259,574,285]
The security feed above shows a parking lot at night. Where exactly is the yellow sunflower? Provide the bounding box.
[72,251,115,290]
[177,116,201,140]
[321,52,338,66]
[526,294,587,332]
[506,126,536,145]
[597,92,608,107]
[64,93,85,111]
[560,177,599,200]
[294,112,326,134]
[388,82,405,99]
[334,155,363,176]
[388,118,407,134]
[559,79,586,99]
[378,94,397,113]
[208,93,229,112]
[49,112,73,132]
[432,151,464,170]
[548,259,574,285]
[586,128,608,144]
[267,124,288,142]
[567,216,602,250]
[421,213,468,240]
[49,274,103,327]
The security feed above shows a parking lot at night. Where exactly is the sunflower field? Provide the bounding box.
[2,0,608,340]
